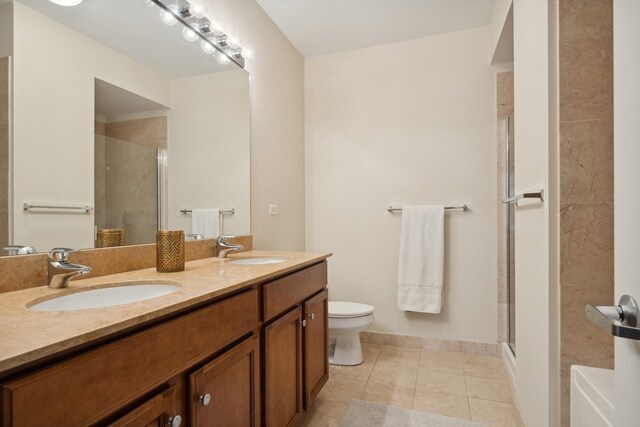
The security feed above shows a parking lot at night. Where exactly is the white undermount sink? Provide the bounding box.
[29,282,181,312]
[227,257,288,265]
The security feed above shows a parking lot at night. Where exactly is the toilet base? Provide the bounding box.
[329,334,364,366]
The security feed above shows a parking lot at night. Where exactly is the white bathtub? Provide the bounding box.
[570,365,614,427]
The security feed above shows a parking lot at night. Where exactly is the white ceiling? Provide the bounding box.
[256,0,496,57]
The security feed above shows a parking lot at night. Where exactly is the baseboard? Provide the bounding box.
[501,342,516,387]
[360,331,500,356]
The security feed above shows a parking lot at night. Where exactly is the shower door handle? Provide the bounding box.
[586,295,640,340]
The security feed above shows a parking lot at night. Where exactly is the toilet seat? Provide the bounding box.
[329,301,374,318]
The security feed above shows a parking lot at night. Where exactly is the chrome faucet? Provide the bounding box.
[216,235,244,258]
[47,248,92,289]
[4,245,37,256]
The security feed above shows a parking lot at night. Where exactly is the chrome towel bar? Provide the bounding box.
[23,203,93,213]
[180,208,235,215]
[502,190,544,205]
[387,205,468,213]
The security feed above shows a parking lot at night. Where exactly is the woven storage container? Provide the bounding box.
[156,230,185,273]
[96,229,125,248]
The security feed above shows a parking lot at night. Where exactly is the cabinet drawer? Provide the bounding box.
[263,262,327,322]
[1,289,258,427]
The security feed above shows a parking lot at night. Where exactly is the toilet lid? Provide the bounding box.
[329,301,375,318]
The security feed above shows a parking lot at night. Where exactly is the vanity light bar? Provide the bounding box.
[151,0,249,68]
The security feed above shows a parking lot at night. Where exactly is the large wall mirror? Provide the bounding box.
[0,0,251,256]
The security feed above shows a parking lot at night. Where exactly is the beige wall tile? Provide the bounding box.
[416,369,466,397]
[465,376,511,403]
[382,333,422,348]
[559,0,613,41]
[105,116,168,149]
[361,382,414,409]
[497,71,514,109]
[559,35,613,122]
[560,202,613,286]
[0,254,48,293]
[560,284,614,371]
[560,119,613,203]
[0,236,252,293]
[360,331,384,345]
[413,390,470,420]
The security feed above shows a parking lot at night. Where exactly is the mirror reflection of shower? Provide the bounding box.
[506,114,516,355]
[94,79,169,247]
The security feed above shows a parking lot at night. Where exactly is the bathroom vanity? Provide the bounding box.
[0,252,330,426]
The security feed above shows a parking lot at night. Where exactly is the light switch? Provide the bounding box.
[269,204,278,215]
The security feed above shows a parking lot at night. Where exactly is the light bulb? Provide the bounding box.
[241,46,254,59]
[160,5,178,25]
[211,21,225,36]
[182,26,199,42]
[200,40,216,54]
[227,34,240,49]
[48,0,84,5]
[190,1,207,18]
[217,52,231,65]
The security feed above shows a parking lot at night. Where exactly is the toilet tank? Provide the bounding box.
[570,365,614,427]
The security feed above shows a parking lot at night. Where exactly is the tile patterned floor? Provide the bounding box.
[300,343,517,427]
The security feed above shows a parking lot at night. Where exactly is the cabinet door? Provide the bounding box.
[303,289,329,409]
[189,335,260,427]
[109,385,181,427]
[264,307,303,427]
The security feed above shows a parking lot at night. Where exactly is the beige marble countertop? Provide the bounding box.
[0,250,331,376]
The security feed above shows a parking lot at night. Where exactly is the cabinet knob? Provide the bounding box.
[307,313,315,320]
[300,319,307,327]
[198,393,212,406]
[167,415,182,427]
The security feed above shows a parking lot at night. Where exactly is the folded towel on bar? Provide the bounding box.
[191,208,220,238]
[397,205,445,313]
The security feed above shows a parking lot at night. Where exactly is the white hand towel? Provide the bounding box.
[397,205,445,313]
[191,208,220,238]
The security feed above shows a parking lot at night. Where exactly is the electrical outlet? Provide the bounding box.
[269,204,278,215]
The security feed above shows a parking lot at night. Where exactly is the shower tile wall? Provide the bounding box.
[0,57,9,249]
[95,116,167,246]
[496,71,513,343]
[559,0,614,425]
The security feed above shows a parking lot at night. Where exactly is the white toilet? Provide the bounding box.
[328,301,375,366]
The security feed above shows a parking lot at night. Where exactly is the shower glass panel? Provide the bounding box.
[506,114,516,354]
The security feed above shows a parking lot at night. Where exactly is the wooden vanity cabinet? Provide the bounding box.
[108,385,181,427]
[0,260,330,427]
[263,262,329,426]
[303,289,329,409]
[189,335,260,427]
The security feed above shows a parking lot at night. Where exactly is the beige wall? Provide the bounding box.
[201,0,306,251]
[511,0,560,425]
[305,27,506,343]
[558,1,614,425]
[167,70,251,237]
